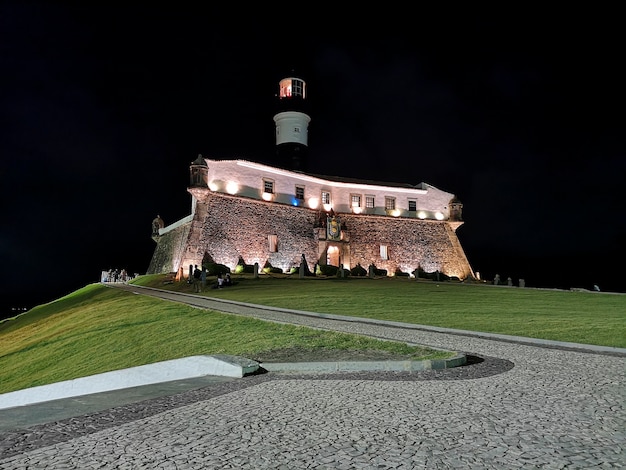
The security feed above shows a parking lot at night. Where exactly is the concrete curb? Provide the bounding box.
[0,352,467,410]
[261,353,466,373]
[0,355,259,410]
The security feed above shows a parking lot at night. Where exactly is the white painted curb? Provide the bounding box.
[0,355,259,410]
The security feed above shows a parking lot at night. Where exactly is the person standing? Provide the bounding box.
[193,265,202,292]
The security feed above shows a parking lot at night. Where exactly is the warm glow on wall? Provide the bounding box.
[262,192,273,201]
[391,209,401,217]
[236,161,429,194]
[352,207,362,214]
[226,181,239,194]
[417,211,427,219]
[435,211,444,220]
[323,203,332,212]
[208,181,219,191]
[308,197,319,209]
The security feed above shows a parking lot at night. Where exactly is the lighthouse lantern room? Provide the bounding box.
[274,75,311,171]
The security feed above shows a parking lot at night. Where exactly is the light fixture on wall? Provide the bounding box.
[262,192,273,201]
[308,197,319,209]
[435,212,444,220]
[226,181,239,194]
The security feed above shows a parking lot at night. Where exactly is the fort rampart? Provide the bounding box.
[148,190,473,280]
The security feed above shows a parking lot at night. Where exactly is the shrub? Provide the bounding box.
[350,263,367,277]
[202,251,216,265]
[203,262,230,276]
[337,267,351,278]
[412,268,450,281]
[369,264,387,276]
[233,256,255,274]
[317,264,339,276]
[262,261,283,274]
[395,268,410,277]
[234,263,255,274]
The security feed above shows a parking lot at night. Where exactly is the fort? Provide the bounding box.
[147,75,475,280]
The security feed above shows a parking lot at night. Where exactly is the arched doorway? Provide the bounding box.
[327,245,340,267]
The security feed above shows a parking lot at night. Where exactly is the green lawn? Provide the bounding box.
[134,273,626,348]
[0,282,447,394]
[1,274,623,395]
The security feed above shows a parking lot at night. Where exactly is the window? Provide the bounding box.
[264,179,274,194]
[190,167,207,187]
[279,77,306,99]
[365,195,375,208]
[291,78,305,98]
[295,186,305,200]
[380,245,388,260]
[321,191,331,205]
[408,200,417,212]
[385,197,396,211]
[268,235,278,252]
[351,194,361,208]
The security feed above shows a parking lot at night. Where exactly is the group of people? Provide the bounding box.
[102,268,130,283]
[215,273,233,289]
[191,265,234,292]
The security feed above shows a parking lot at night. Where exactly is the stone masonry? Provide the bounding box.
[148,188,474,280]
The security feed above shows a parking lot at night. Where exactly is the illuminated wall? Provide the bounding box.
[148,188,474,280]
[147,222,192,274]
[202,159,455,220]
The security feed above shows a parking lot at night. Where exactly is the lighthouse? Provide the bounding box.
[273,76,311,171]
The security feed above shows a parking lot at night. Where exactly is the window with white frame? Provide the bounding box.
[365,195,375,208]
[321,191,331,205]
[385,197,396,210]
[408,199,417,212]
[350,194,361,208]
[263,179,274,194]
[291,78,305,97]
[295,185,305,200]
[268,235,278,252]
[380,245,389,260]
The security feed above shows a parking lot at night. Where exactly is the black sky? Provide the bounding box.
[2,5,625,318]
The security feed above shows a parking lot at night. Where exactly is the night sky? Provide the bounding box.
[2,5,625,318]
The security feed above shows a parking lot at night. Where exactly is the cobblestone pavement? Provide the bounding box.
[1,285,624,469]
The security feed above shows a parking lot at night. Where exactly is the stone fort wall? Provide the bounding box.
[148,190,473,279]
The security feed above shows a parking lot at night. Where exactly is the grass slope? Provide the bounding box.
[0,282,447,394]
[1,274,624,394]
[135,274,626,348]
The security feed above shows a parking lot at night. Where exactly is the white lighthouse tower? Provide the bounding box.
[273,75,311,171]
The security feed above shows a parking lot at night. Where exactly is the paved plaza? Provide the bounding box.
[1,285,624,469]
